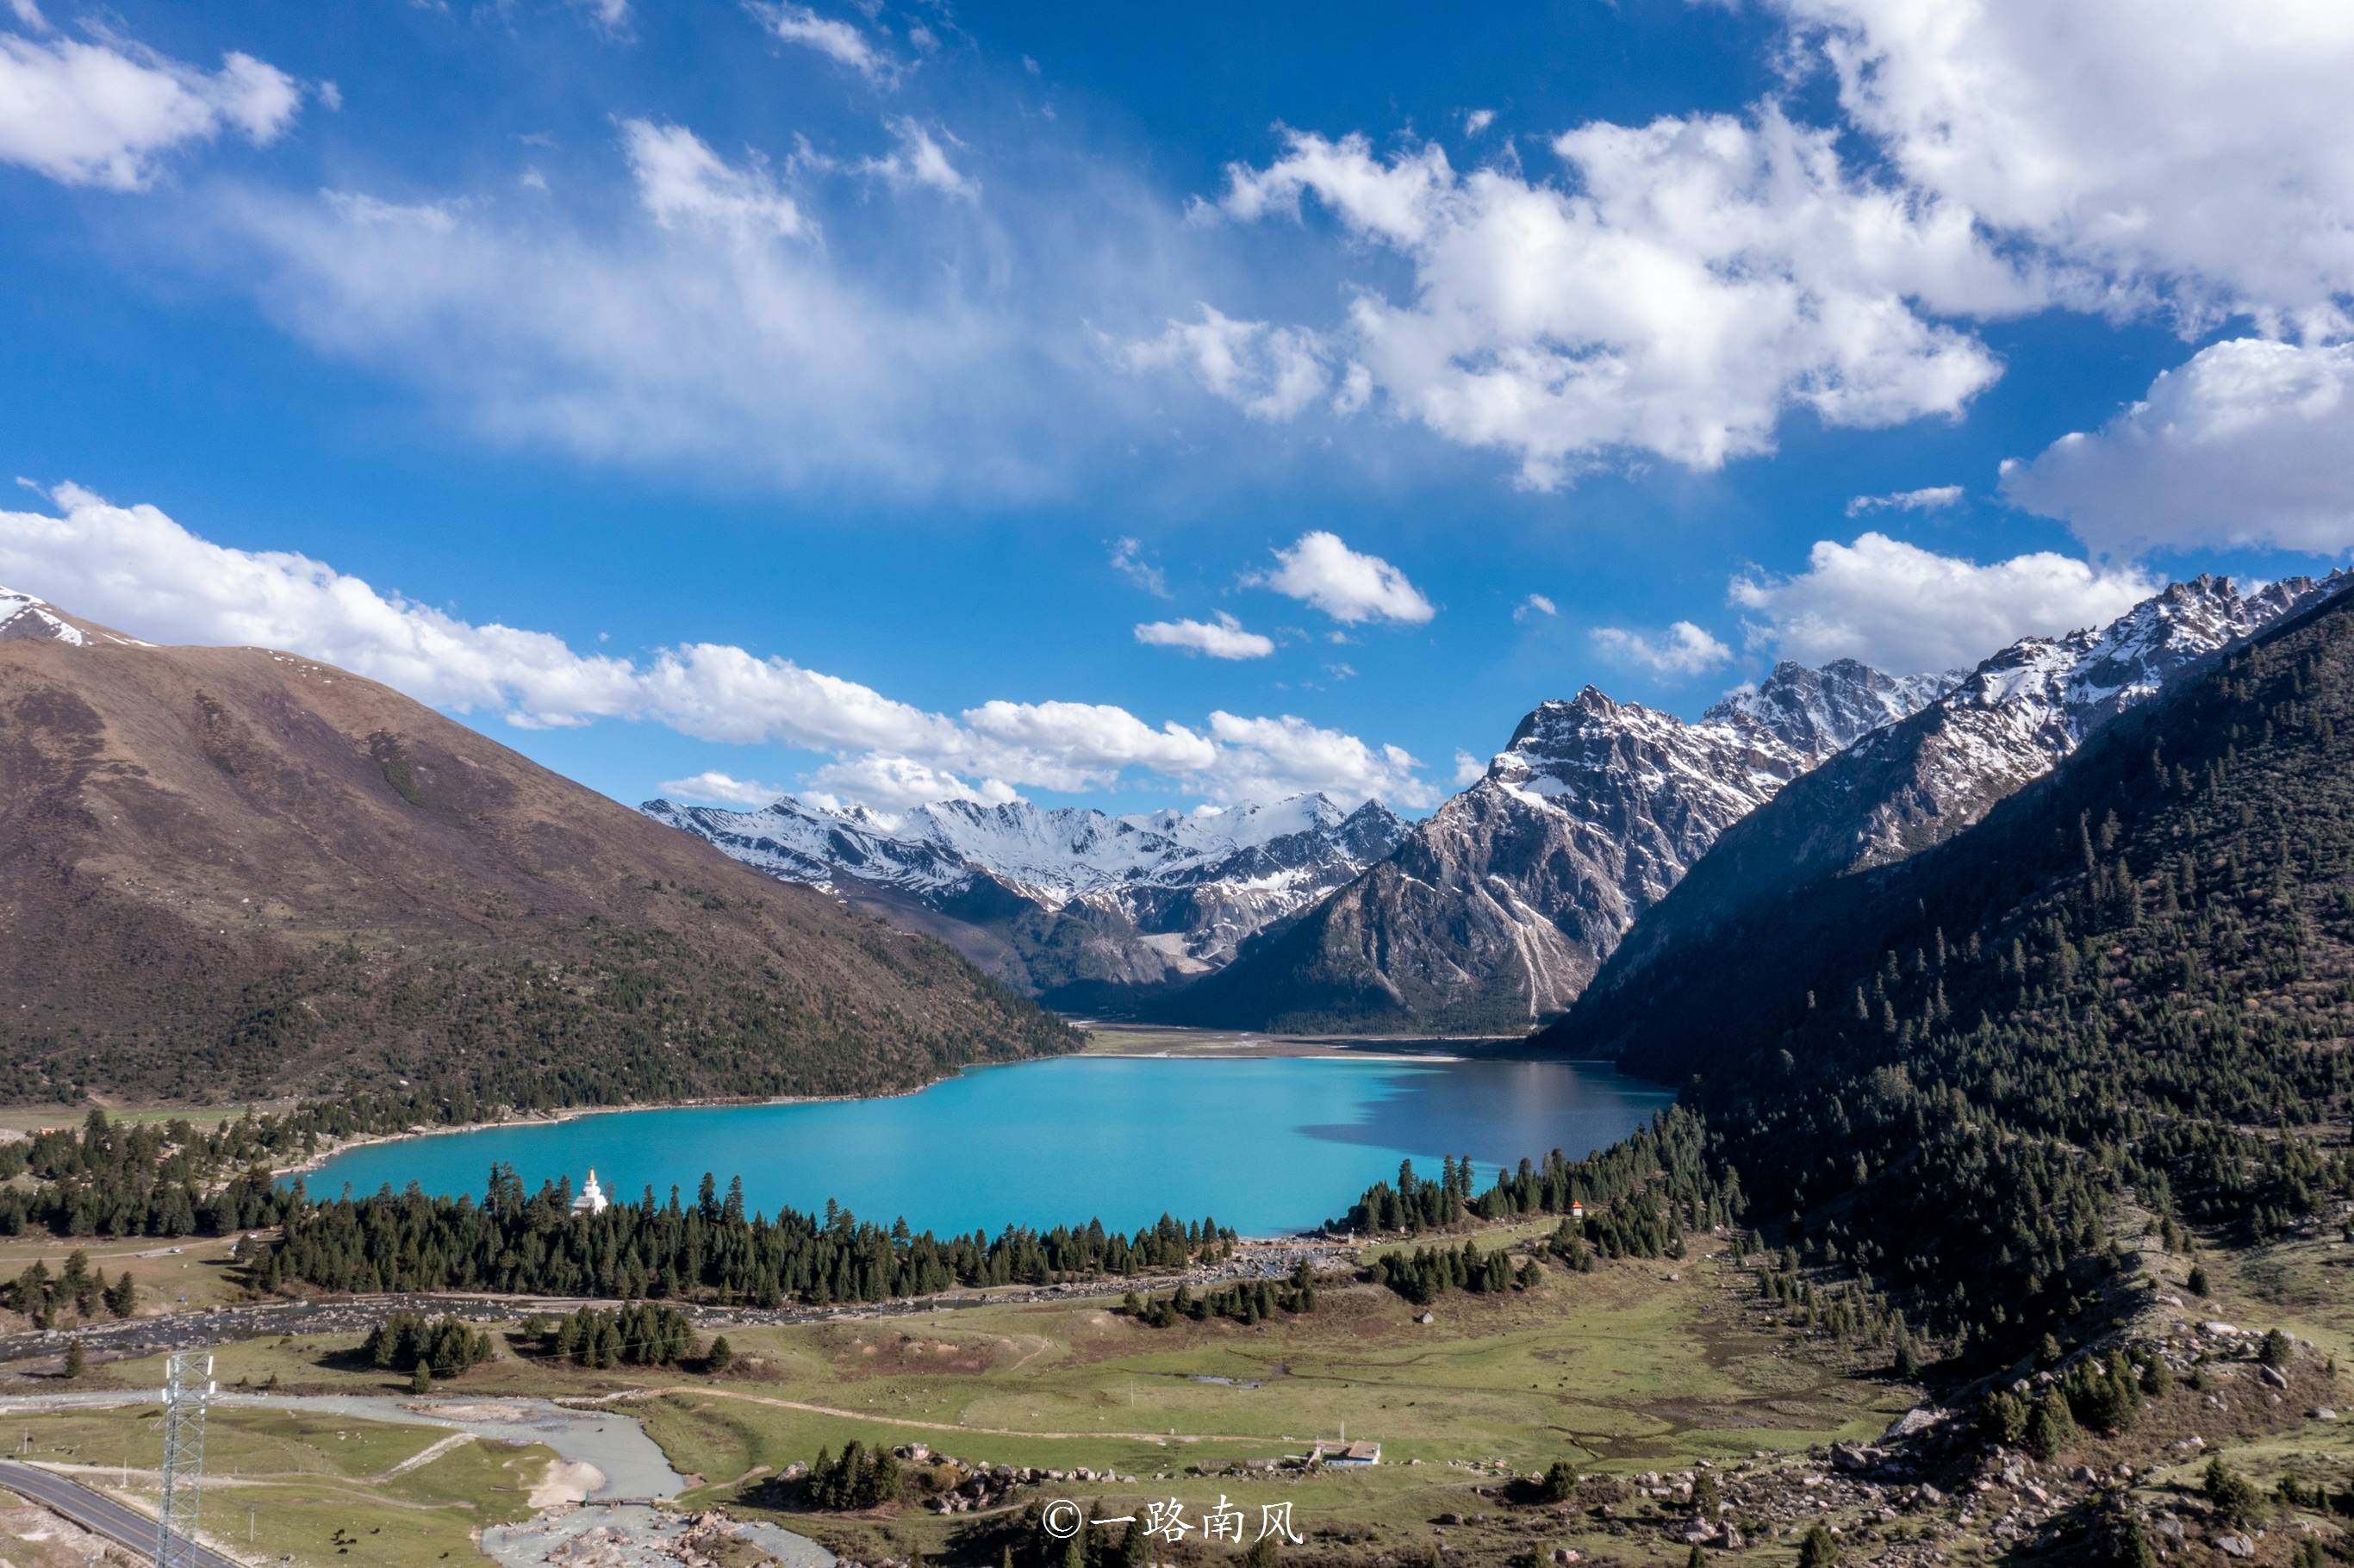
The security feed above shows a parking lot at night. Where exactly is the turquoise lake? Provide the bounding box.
[294,1055,1673,1236]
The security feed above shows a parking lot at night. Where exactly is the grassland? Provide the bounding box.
[0,1403,555,1566]
[0,1229,252,1314]
[31,1237,1904,1564]
[1,1232,1933,1564]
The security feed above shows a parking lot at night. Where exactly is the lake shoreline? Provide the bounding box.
[285,1051,1674,1240]
[274,1029,1579,1181]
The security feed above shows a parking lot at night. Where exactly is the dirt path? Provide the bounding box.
[643,1384,1272,1447]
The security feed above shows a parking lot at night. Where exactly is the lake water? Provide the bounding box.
[295,1055,1673,1236]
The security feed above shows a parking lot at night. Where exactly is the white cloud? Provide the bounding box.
[623,118,806,238]
[861,116,976,201]
[1133,612,1274,660]
[1779,0,2354,338]
[1202,712,1437,809]
[569,0,632,34]
[1589,620,1734,677]
[1512,592,1557,622]
[1729,532,2158,674]
[658,770,788,807]
[1248,530,1435,625]
[959,700,1216,789]
[2000,338,2354,557]
[1846,484,1962,517]
[1108,537,1168,598]
[0,485,1429,809]
[1462,108,1496,138]
[1187,111,2033,487]
[747,2,892,83]
[804,754,1018,812]
[0,25,301,190]
[1115,306,1330,422]
[218,116,1071,495]
[1452,749,1487,786]
[9,2,47,30]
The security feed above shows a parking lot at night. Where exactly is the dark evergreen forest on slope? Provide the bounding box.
[1549,583,2354,1363]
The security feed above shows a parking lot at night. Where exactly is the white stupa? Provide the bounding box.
[571,1168,610,1216]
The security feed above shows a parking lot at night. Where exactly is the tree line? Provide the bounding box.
[255,1164,1236,1306]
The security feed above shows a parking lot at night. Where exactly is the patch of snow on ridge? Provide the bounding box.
[0,585,84,646]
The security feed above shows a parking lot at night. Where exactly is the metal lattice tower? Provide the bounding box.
[157,1350,214,1568]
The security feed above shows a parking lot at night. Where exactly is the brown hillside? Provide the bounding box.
[0,603,1075,1107]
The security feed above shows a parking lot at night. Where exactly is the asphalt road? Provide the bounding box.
[0,1456,243,1566]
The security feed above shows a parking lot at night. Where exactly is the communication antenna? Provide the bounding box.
[158,1350,214,1567]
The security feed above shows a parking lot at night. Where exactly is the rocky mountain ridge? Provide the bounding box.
[1165,658,1951,1033]
[1587,571,2345,1002]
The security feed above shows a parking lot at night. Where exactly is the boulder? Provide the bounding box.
[1883,1407,1949,1441]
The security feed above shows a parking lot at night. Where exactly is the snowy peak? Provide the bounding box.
[641,787,1413,988]
[1487,656,1948,817]
[1936,571,2332,747]
[0,586,86,647]
[1177,656,1947,1033]
[1584,572,2353,1006]
[1704,658,1958,759]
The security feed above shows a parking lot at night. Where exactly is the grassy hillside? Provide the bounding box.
[0,616,1074,1110]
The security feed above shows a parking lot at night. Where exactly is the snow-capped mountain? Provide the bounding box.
[1170,658,1950,1034]
[0,586,86,645]
[640,790,1411,1001]
[1590,572,2345,1000]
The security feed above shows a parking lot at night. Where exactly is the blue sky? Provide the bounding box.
[3,0,2351,817]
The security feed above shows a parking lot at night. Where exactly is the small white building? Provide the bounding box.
[571,1168,611,1216]
[1313,1440,1381,1466]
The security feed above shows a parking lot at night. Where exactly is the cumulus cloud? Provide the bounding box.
[1452,749,1488,786]
[657,770,788,807]
[959,699,1216,789]
[747,3,892,83]
[1201,712,1436,809]
[1730,532,2159,674]
[804,754,1018,812]
[1779,0,2354,337]
[1115,306,1330,422]
[1248,530,1435,625]
[1513,593,1557,622]
[1462,108,1496,138]
[1179,110,2033,488]
[2000,338,2354,557]
[1589,621,1734,677]
[1846,484,1962,517]
[1133,612,1274,660]
[0,23,301,190]
[0,486,1432,812]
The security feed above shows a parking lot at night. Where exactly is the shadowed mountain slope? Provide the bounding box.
[0,588,1074,1109]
